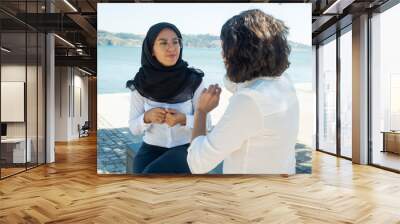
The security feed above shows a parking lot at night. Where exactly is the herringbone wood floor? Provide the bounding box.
[1,134,400,224]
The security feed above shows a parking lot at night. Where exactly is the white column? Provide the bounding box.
[45,0,55,163]
[352,14,369,164]
[46,33,55,163]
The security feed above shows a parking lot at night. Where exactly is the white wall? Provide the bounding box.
[1,65,30,138]
[1,65,26,128]
[73,73,89,138]
[55,66,69,141]
[55,67,89,141]
[1,63,46,164]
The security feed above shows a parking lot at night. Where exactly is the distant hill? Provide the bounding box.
[98,31,143,46]
[98,30,310,49]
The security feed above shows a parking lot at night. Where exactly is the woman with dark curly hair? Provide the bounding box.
[187,9,299,174]
[126,22,211,174]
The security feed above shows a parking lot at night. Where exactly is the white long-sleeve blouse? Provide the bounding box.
[128,81,211,148]
[187,75,299,174]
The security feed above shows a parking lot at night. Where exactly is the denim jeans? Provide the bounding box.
[133,142,191,174]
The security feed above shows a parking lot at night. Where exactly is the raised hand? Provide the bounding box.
[196,84,222,113]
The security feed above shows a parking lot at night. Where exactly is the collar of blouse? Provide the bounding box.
[235,75,283,91]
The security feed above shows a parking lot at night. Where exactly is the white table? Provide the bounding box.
[1,138,31,163]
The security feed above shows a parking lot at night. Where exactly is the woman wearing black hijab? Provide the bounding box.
[126,22,210,174]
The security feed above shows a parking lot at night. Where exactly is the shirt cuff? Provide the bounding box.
[187,135,221,174]
[185,114,194,129]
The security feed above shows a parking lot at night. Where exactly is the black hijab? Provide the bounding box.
[126,22,203,103]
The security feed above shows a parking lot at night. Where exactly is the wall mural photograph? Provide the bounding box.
[97,3,313,175]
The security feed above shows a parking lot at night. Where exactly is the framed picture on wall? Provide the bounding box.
[1,81,25,122]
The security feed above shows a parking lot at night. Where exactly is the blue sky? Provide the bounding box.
[98,3,311,46]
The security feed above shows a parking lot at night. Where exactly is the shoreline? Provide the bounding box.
[98,84,315,147]
[98,82,315,96]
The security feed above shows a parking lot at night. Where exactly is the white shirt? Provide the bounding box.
[128,81,211,148]
[187,75,299,174]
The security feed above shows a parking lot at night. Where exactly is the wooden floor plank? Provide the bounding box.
[0,134,399,223]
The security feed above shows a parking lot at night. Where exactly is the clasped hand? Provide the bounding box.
[143,84,222,126]
[144,108,185,127]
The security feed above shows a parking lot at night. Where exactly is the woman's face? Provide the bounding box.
[152,28,181,67]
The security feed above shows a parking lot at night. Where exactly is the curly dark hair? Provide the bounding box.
[220,9,291,83]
